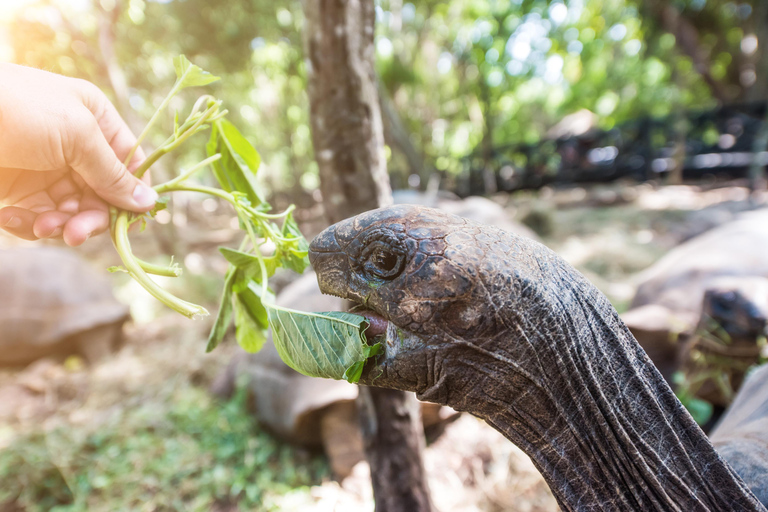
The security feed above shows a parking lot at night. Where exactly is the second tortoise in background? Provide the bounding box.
[0,246,129,367]
[623,208,768,420]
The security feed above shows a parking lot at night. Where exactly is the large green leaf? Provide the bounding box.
[173,55,220,88]
[207,119,263,207]
[267,309,381,382]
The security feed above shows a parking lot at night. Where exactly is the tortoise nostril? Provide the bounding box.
[308,249,320,268]
[309,229,344,269]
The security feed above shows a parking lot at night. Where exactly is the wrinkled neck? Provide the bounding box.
[423,262,763,512]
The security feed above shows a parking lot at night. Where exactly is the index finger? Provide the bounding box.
[78,82,147,175]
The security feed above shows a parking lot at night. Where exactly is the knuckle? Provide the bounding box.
[103,159,131,191]
[72,78,106,107]
[60,108,100,165]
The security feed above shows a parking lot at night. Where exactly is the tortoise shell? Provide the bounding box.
[0,247,129,365]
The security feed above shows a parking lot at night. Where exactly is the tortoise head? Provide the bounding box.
[702,277,768,341]
[308,204,550,397]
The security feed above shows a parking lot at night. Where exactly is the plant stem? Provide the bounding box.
[155,181,294,226]
[132,147,168,181]
[154,182,300,252]
[124,77,188,166]
[112,211,208,319]
[246,204,297,220]
[132,102,222,180]
[154,182,234,201]
[137,257,182,277]
[159,154,221,190]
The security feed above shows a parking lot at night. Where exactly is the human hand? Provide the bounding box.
[0,63,157,246]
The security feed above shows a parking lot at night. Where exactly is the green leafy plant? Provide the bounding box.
[109,56,381,383]
[0,383,329,511]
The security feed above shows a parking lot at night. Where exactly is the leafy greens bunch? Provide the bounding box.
[109,56,380,383]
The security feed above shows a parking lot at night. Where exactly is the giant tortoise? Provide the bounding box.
[213,194,531,477]
[308,204,768,510]
[0,247,129,366]
[622,208,768,410]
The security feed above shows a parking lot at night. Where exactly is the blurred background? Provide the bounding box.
[1,0,767,510]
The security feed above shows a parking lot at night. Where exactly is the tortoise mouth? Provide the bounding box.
[349,307,389,341]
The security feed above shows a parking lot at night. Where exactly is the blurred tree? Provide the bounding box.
[374,0,717,185]
[3,0,763,195]
[302,0,391,219]
[638,0,768,104]
[302,1,433,511]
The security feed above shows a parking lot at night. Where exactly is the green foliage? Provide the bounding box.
[279,213,310,274]
[104,57,326,368]
[207,119,264,207]
[378,0,715,169]
[268,309,381,383]
[343,342,385,383]
[233,283,271,353]
[173,54,221,88]
[0,385,328,511]
[8,0,759,192]
[208,249,380,382]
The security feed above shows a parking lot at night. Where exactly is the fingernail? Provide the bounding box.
[2,216,21,229]
[45,227,63,238]
[133,183,158,208]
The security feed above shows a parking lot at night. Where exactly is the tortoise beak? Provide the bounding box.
[309,228,352,301]
[357,321,431,392]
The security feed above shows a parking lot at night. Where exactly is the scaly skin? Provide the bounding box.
[309,204,765,512]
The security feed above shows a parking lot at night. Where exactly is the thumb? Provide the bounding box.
[67,110,157,212]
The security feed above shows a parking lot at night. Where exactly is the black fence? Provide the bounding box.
[449,102,768,197]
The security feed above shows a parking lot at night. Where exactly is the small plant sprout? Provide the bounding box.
[110,56,381,383]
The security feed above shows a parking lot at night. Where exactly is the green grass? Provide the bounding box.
[0,383,328,512]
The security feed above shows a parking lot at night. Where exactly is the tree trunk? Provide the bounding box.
[302,1,433,511]
[358,387,432,512]
[303,0,392,219]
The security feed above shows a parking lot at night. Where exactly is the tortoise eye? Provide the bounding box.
[373,249,399,272]
[361,241,406,280]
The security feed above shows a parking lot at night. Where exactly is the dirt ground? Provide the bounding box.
[0,180,765,511]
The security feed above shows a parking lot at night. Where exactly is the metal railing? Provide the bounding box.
[448,102,768,196]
